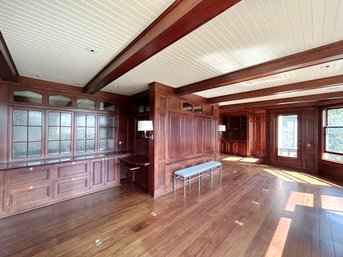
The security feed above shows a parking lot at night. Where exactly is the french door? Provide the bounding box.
[276,113,302,166]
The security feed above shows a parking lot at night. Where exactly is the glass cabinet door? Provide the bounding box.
[76,114,96,153]
[48,111,72,155]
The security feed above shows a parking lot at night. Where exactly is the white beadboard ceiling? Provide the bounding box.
[1,0,343,105]
[0,0,174,86]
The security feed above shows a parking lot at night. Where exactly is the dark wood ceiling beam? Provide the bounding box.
[84,0,240,94]
[209,75,343,103]
[176,40,343,95]
[219,91,343,110]
[0,31,18,82]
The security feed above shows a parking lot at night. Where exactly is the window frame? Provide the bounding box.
[323,106,343,157]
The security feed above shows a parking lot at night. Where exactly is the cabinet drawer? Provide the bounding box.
[5,183,52,212]
[5,167,52,188]
[56,161,90,179]
[54,176,90,198]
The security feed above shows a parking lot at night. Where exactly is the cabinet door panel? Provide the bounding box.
[91,159,105,189]
[5,184,52,212]
[56,161,89,178]
[105,158,119,186]
[55,176,89,198]
[5,167,51,188]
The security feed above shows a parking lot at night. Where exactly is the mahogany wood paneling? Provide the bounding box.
[252,112,266,157]
[0,31,18,82]
[84,0,240,94]
[209,75,343,103]
[149,82,218,197]
[177,40,343,95]
[0,172,3,213]
[4,166,51,187]
[0,84,8,162]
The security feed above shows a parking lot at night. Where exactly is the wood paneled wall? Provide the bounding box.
[149,83,219,197]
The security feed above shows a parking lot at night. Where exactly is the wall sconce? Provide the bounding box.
[138,120,154,140]
[218,125,226,132]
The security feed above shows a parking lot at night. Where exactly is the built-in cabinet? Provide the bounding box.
[0,155,125,218]
[221,115,249,156]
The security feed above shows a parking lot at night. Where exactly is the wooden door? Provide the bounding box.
[276,113,302,167]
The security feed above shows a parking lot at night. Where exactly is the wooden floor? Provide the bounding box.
[1,156,343,257]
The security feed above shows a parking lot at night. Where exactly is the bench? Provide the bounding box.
[173,161,222,195]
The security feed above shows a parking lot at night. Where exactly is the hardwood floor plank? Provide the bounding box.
[0,158,342,257]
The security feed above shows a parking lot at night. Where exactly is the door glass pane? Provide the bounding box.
[76,140,86,152]
[48,141,59,155]
[77,114,86,126]
[60,141,71,154]
[278,115,298,158]
[61,127,71,140]
[13,91,42,104]
[49,112,60,126]
[49,127,60,140]
[77,99,95,109]
[76,127,86,139]
[49,95,72,107]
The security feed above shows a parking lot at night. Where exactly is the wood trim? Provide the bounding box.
[0,31,18,82]
[209,75,343,103]
[176,40,343,95]
[84,0,240,94]
[220,91,343,110]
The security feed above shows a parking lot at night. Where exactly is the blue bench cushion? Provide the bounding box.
[174,161,221,178]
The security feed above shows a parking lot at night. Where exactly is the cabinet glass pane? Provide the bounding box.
[77,99,95,109]
[13,110,27,125]
[29,127,41,141]
[49,112,60,126]
[99,139,106,151]
[99,128,106,139]
[13,91,42,104]
[100,102,115,111]
[48,141,59,155]
[28,142,42,157]
[49,127,60,140]
[86,140,95,151]
[13,126,27,142]
[99,116,107,126]
[76,140,86,152]
[76,127,86,139]
[107,128,114,139]
[49,95,72,107]
[61,127,71,140]
[28,111,42,126]
[87,128,95,139]
[13,143,27,158]
[60,141,71,154]
[61,113,72,126]
[108,117,115,127]
[107,139,114,150]
[77,115,86,126]
[87,115,95,127]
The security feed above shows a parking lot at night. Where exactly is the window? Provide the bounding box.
[323,107,343,162]
[47,112,72,155]
[100,101,115,111]
[76,114,96,153]
[277,115,298,158]
[98,115,115,151]
[13,91,42,104]
[12,109,42,158]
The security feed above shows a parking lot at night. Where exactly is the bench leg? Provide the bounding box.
[198,173,201,189]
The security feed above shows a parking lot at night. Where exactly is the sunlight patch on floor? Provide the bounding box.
[262,168,340,187]
[265,217,292,257]
[222,156,260,163]
[285,191,314,212]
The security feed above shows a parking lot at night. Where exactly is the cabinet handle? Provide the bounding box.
[29,167,33,171]
[72,162,75,165]
[29,186,33,190]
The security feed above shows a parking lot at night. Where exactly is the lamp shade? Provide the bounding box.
[138,120,153,131]
[218,125,226,132]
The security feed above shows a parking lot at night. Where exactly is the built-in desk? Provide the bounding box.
[119,155,149,190]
